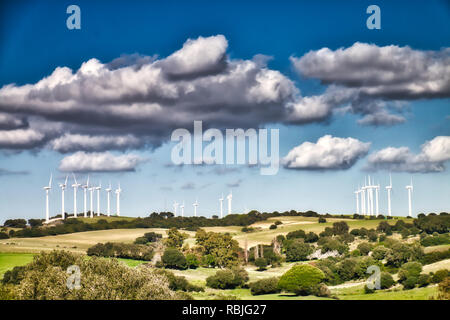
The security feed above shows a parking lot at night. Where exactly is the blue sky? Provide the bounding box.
[0,0,449,223]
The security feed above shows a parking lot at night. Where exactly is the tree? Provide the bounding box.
[161,248,187,269]
[305,232,319,243]
[332,221,349,235]
[164,228,188,248]
[185,254,199,269]
[380,272,395,289]
[249,277,280,295]
[357,242,372,256]
[278,264,325,296]
[195,229,240,268]
[285,240,313,262]
[206,267,248,289]
[254,258,268,271]
[436,276,450,300]
[318,217,326,223]
[431,269,449,283]
[398,261,422,282]
[372,245,389,260]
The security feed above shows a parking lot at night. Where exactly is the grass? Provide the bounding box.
[190,288,332,300]
[0,253,35,279]
[332,283,438,300]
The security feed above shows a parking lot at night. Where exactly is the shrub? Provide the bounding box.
[286,230,306,240]
[249,277,280,295]
[431,269,449,283]
[274,220,282,225]
[332,221,349,235]
[403,276,418,290]
[154,269,203,292]
[420,234,450,247]
[269,224,277,230]
[305,232,319,243]
[206,267,248,289]
[368,230,378,242]
[185,254,200,269]
[417,274,431,287]
[285,240,313,262]
[364,284,375,294]
[278,264,325,296]
[357,242,372,256]
[398,261,422,282]
[254,258,268,271]
[161,248,187,269]
[436,276,450,300]
[319,238,349,255]
[87,242,154,260]
[380,272,395,289]
[0,232,9,239]
[372,245,389,261]
[1,266,26,285]
[318,217,327,223]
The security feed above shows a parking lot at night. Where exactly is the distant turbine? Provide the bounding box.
[89,185,94,218]
[386,174,393,217]
[375,182,380,216]
[173,201,179,217]
[59,175,68,219]
[361,177,367,215]
[180,201,185,217]
[219,194,224,218]
[105,182,112,217]
[82,176,90,218]
[71,173,81,218]
[95,182,102,217]
[193,198,198,217]
[43,174,52,222]
[406,178,413,217]
[354,187,360,214]
[115,183,122,216]
[227,190,232,215]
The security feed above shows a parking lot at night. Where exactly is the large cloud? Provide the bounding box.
[365,136,450,173]
[58,151,146,172]
[50,133,143,153]
[282,135,370,170]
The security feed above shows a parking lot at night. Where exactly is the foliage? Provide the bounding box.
[164,228,188,248]
[254,258,268,271]
[278,264,325,296]
[249,277,280,295]
[185,253,200,269]
[436,276,450,300]
[318,237,349,254]
[3,219,27,228]
[285,240,313,262]
[28,219,44,227]
[421,249,450,264]
[385,242,424,267]
[357,242,372,256]
[305,232,319,243]
[153,269,203,292]
[398,261,422,282]
[420,234,450,247]
[417,274,431,287]
[403,276,418,290]
[161,248,187,269]
[134,232,162,245]
[206,267,249,289]
[0,232,9,239]
[269,224,277,230]
[87,242,154,261]
[414,215,449,234]
[431,269,449,284]
[332,221,349,235]
[372,245,389,260]
[318,217,326,223]
[195,229,240,268]
[380,272,395,289]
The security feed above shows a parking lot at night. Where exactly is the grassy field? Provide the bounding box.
[332,283,438,300]
[0,253,35,278]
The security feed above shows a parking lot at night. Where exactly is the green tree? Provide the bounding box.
[285,240,313,262]
[161,248,187,269]
[164,228,188,248]
[278,264,325,296]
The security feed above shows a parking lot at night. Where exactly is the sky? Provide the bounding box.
[0,0,449,223]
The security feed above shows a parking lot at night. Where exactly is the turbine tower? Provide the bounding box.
[375,182,380,216]
[59,175,68,219]
[227,190,232,215]
[82,176,90,218]
[89,184,94,218]
[173,201,179,217]
[95,182,102,217]
[43,174,52,222]
[115,183,121,216]
[354,187,360,214]
[406,178,413,217]
[180,201,185,217]
[105,182,112,217]
[71,173,81,218]
[219,194,224,218]
[193,199,198,217]
[386,174,393,217]
[361,178,367,215]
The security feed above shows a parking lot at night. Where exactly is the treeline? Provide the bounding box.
[87,242,154,260]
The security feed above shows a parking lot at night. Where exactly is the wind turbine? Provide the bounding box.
[115,183,121,216]
[368,176,374,216]
[180,201,185,217]
[193,198,198,217]
[82,176,90,218]
[95,182,102,217]
[219,194,224,218]
[386,174,393,217]
[227,190,232,215]
[173,201,179,217]
[105,182,112,217]
[354,187,360,214]
[375,181,380,216]
[406,178,413,217]
[71,173,81,218]
[361,180,366,215]
[89,184,94,218]
[43,174,52,222]
[59,175,68,219]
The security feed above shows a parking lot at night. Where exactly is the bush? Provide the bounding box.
[403,276,418,290]
[398,261,422,282]
[254,258,268,271]
[380,272,395,289]
[319,237,349,255]
[274,220,282,225]
[249,277,280,295]
[154,269,203,292]
[278,264,325,296]
[318,217,326,223]
[436,276,450,300]
[305,232,319,243]
[87,242,154,260]
[364,284,375,294]
[285,240,313,262]
[161,248,187,269]
[206,267,248,289]
[357,242,372,256]
[185,254,200,269]
[417,274,431,287]
[372,245,389,261]
[420,234,450,247]
[3,219,27,228]
[286,230,306,240]
[431,269,449,283]
[332,222,349,235]
[0,232,9,239]
[269,224,277,230]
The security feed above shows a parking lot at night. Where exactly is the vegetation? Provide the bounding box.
[206,267,249,289]
[278,264,326,296]
[87,242,154,261]
[162,248,187,269]
[249,277,280,295]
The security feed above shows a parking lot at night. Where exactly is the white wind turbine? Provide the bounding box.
[227,190,232,215]
[82,176,90,218]
[59,175,68,219]
[219,194,224,218]
[375,181,380,216]
[105,182,112,217]
[95,182,102,217]
[354,187,360,214]
[173,201,179,217]
[406,178,413,217]
[361,179,367,215]
[386,174,393,217]
[115,183,122,216]
[368,176,374,216]
[180,201,185,217]
[43,174,52,222]
[193,198,198,217]
[71,173,81,218]
[89,183,94,218]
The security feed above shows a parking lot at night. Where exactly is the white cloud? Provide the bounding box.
[0,128,46,149]
[365,136,450,173]
[50,133,142,153]
[282,135,370,170]
[59,151,146,172]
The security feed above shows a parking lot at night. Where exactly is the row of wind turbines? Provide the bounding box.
[172,191,233,218]
[354,175,414,217]
[43,174,122,223]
